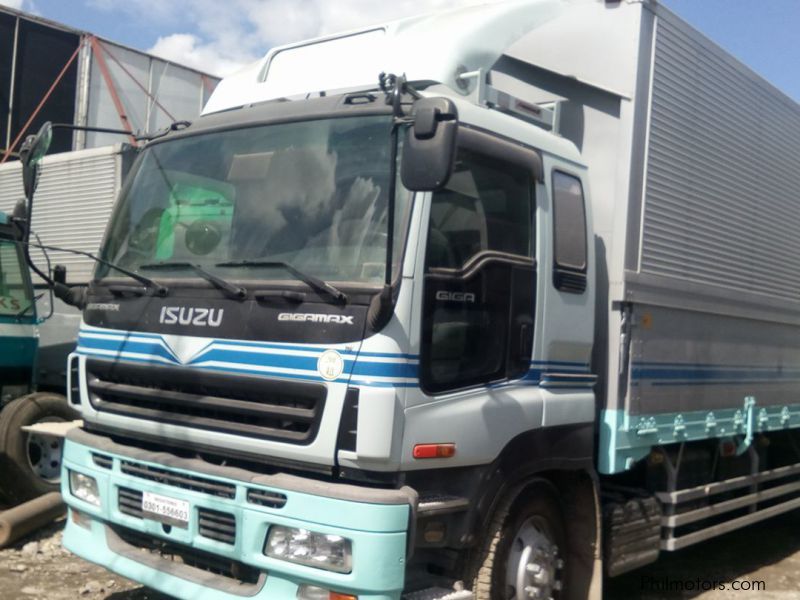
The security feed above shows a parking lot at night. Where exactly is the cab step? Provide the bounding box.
[417,495,470,516]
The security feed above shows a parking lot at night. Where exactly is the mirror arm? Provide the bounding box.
[53,283,87,310]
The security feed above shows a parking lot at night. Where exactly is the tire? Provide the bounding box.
[0,393,77,505]
[467,481,568,600]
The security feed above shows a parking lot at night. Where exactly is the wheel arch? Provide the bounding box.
[467,424,603,600]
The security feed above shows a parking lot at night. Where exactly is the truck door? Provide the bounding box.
[419,137,539,393]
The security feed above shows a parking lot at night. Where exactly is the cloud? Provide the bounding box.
[0,0,25,10]
[91,0,503,77]
[148,33,252,77]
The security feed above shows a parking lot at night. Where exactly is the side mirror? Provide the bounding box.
[401,97,458,191]
[19,122,53,200]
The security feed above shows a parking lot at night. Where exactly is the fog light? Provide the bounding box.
[297,586,357,600]
[69,471,100,506]
[266,525,352,573]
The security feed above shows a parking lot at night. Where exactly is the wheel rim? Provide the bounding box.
[26,418,65,483]
[505,516,564,600]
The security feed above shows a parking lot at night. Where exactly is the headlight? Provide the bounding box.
[69,471,100,506]
[265,525,352,573]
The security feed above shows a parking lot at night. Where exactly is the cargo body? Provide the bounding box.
[52,1,800,598]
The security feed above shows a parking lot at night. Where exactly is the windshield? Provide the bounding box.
[97,116,411,286]
[0,239,33,317]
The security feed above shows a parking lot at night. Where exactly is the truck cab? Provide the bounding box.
[0,211,37,404]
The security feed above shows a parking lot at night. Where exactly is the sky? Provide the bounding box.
[0,0,798,101]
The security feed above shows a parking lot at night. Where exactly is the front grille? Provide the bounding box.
[112,525,260,585]
[86,358,327,445]
[198,508,236,545]
[118,487,238,546]
[247,488,287,509]
[121,460,236,499]
[92,453,113,469]
[118,487,144,518]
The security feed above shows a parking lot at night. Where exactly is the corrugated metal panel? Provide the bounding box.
[0,146,120,283]
[640,13,800,303]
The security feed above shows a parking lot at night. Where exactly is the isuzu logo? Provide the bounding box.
[159,307,223,327]
[278,313,354,325]
[435,291,476,303]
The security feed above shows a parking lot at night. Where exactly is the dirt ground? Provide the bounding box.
[2,511,800,599]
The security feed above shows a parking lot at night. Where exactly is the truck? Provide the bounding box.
[0,145,133,505]
[0,144,136,390]
[12,0,799,598]
[0,206,78,505]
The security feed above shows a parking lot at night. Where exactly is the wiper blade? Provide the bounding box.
[215,260,348,304]
[24,241,168,296]
[139,262,247,301]
[15,297,39,319]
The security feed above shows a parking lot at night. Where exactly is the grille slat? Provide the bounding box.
[92,453,113,469]
[86,358,326,444]
[247,489,288,509]
[118,487,144,518]
[91,380,317,422]
[198,508,236,545]
[120,461,236,499]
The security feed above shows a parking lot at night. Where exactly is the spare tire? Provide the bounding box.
[0,393,77,505]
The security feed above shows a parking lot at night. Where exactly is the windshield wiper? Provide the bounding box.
[23,241,168,298]
[139,262,247,301]
[215,260,348,305]
[14,295,40,319]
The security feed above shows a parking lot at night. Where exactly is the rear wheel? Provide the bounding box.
[0,393,77,505]
[468,482,567,600]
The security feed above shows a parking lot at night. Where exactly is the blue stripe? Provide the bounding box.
[633,367,800,384]
[79,327,421,360]
[78,337,419,380]
[531,360,590,369]
[78,336,178,362]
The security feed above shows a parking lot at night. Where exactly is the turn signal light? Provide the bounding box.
[413,443,456,459]
[296,585,357,600]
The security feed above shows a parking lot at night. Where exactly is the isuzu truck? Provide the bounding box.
[15,0,800,598]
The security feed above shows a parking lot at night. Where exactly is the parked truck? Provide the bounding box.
[13,0,800,598]
[0,145,133,505]
[0,205,81,504]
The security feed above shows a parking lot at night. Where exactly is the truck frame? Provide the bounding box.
[8,1,794,598]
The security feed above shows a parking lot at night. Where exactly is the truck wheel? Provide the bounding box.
[0,393,77,505]
[468,482,567,600]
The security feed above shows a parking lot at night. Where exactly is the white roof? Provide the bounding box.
[204,0,582,114]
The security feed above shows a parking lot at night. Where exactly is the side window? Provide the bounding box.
[421,148,536,393]
[552,171,587,293]
[426,150,532,269]
[0,241,32,316]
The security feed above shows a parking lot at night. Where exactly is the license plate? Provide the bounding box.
[141,491,190,528]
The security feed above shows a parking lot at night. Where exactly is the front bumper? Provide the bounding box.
[61,429,415,600]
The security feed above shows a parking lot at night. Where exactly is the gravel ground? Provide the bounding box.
[2,511,800,599]
[0,519,166,600]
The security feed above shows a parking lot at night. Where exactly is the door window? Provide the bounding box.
[421,148,535,393]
